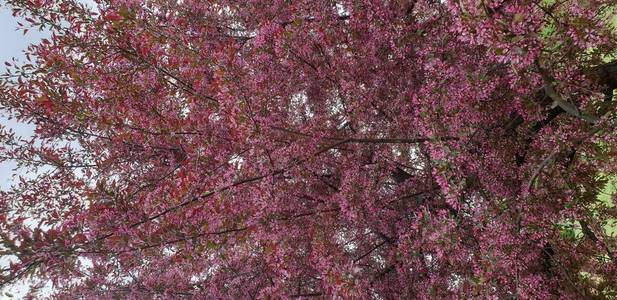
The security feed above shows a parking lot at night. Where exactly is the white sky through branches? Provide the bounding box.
[0,1,96,297]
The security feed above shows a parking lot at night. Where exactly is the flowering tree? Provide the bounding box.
[1,0,617,298]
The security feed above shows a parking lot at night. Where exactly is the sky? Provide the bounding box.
[0,1,96,297]
[0,2,47,297]
[0,2,45,191]
[0,1,96,190]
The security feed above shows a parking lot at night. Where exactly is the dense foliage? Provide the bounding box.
[1,0,617,298]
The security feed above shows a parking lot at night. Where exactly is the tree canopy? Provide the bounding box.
[1,0,617,298]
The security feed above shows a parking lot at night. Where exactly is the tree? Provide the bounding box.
[1,0,617,298]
